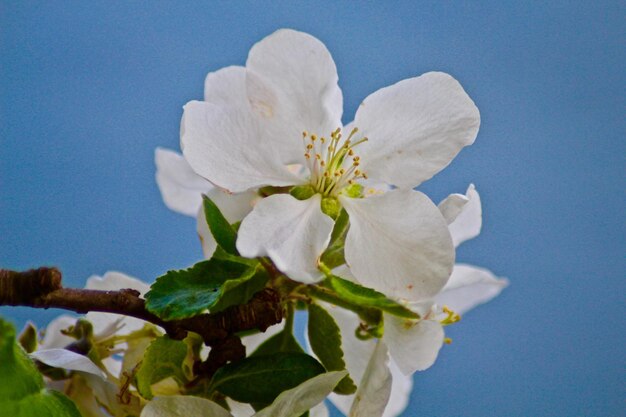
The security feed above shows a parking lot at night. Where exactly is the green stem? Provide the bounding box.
[306,285,381,325]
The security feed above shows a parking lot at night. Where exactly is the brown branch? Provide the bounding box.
[0,267,283,345]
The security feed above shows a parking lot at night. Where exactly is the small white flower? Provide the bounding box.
[181,29,480,301]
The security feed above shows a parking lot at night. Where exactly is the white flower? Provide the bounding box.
[181,29,480,301]
[155,147,257,258]
[324,186,507,416]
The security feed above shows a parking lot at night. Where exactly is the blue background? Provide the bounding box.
[1,2,624,416]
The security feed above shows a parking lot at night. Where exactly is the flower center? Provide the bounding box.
[302,127,368,197]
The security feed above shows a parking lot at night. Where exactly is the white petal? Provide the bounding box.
[241,320,286,354]
[384,360,413,417]
[323,304,376,415]
[254,371,347,417]
[349,341,392,417]
[226,399,254,417]
[448,184,482,247]
[40,315,77,349]
[204,66,249,108]
[384,315,444,375]
[196,188,258,258]
[30,349,105,377]
[355,72,480,188]
[181,100,300,193]
[246,29,343,164]
[435,264,508,316]
[310,403,330,417]
[438,193,469,225]
[85,271,151,336]
[85,271,150,295]
[155,147,212,217]
[140,396,232,417]
[237,194,333,283]
[341,189,454,301]
[196,206,217,258]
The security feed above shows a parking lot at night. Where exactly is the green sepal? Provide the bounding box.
[145,254,262,320]
[320,196,341,220]
[342,183,363,198]
[210,352,325,404]
[18,322,37,353]
[328,275,419,319]
[290,184,315,201]
[136,336,188,400]
[0,318,81,416]
[307,304,357,394]
[202,194,238,255]
[320,208,349,269]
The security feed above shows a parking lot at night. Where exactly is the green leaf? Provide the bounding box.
[251,329,304,357]
[210,352,325,404]
[0,318,81,417]
[329,275,420,319]
[203,194,238,254]
[145,256,259,320]
[210,266,269,314]
[136,336,188,400]
[307,304,357,394]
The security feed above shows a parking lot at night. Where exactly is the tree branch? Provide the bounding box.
[0,267,283,346]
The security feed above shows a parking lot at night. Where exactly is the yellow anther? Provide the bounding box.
[304,153,310,159]
[339,168,345,174]
[362,173,368,179]
[444,337,453,345]
[348,180,354,184]
[306,144,313,150]
[348,149,354,156]
[441,306,461,326]
[315,153,321,160]
[311,134,317,141]
[354,169,361,175]
[353,161,360,167]
[320,160,325,166]
[334,171,341,177]
[302,131,308,137]
[353,156,360,161]
[321,137,326,143]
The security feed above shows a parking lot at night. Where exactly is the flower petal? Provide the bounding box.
[254,371,347,417]
[30,349,105,377]
[349,341,393,417]
[434,264,508,315]
[196,206,217,258]
[85,272,152,336]
[204,65,249,108]
[323,304,411,417]
[155,148,212,217]
[40,315,77,349]
[237,194,333,283]
[181,100,300,193]
[140,395,232,417]
[448,184,482,247]
[438,192,469,225]
[355,72,480,188]
[384,314,444,375]
[196,189,258,258]
[246,29,343,164]
[341,189,454,301]
[385,360,413,417]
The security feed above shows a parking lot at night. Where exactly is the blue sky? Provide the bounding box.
[1,2,624,416]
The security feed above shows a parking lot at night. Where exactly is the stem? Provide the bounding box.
[0,267,283,346]
[307,285,381,325]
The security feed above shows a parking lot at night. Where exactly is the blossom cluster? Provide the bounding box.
[21,29,507,417]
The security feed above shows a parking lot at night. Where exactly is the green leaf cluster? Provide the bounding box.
[0,318,82,417]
